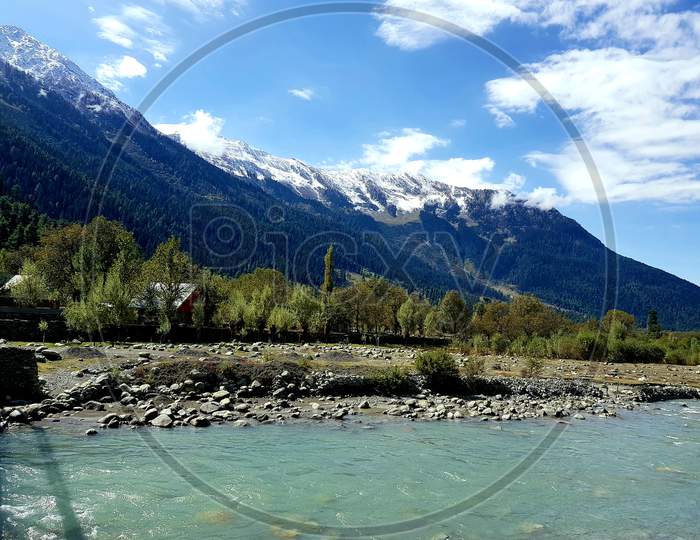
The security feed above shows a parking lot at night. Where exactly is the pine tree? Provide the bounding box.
[647,309,662,338]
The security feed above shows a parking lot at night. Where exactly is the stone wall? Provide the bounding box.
[0,346,41,403]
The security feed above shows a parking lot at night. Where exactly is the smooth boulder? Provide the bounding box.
[151,414,173,428]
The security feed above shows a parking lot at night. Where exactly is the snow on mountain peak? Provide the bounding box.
[0,25,131,117]
[179,133,488,216]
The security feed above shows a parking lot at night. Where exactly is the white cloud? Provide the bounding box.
[521,186,569,210]
[93,6,174,63]
[155,0,247,19]
[376,0,528,50]
[356,128,521,191]
[95,55,147,91]
[409,158,526,191]
[93,15,135,48]
[487,45,700,204]
[361,128,447,168]
[376,1,700,51]
[533,1,700,51]
[485,105,514,128]
[450,118,466,128]
[410,157,494,189]
[155,109,227,155]
[289,88,315,101]
[376,1,700,206]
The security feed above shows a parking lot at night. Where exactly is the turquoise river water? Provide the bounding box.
[1,401,699,539]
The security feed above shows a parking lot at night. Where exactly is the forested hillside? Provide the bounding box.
[0,190,51,250]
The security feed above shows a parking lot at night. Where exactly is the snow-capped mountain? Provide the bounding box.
[0,25,132,118]
[184,137,489,216]
[4,25,700,329]
[0,24,492,217]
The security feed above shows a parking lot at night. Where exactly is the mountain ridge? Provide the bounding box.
[185,135,493,217]
[0,24,132,119]
[2,25,700,329]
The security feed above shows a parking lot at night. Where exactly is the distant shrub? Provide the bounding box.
[415,349,459,387]
[526,336,550,358]
[368,366,416,395]
[664,349,688,365]
[508,335,529,356]
[470,334,490,355]
[450,339,470,355]
[522,357,545,378]
[298,355,314,370]
[664,348,700,366]
[607,339,665,364]
[576,331,606,361]
[463,356,486,378]
[636,341,665,364]
[550,334,585,360]
[490,333,510,354]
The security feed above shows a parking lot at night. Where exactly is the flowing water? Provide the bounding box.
[1,401,699,539]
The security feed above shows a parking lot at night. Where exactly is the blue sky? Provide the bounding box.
[3,0,700,285]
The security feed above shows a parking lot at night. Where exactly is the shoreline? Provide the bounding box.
[11,397,698,436]
[2,341,699,434]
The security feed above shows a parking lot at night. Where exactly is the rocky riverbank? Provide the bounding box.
[2,342,699,434]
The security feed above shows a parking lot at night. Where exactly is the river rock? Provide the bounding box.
[200,402,221,414]
[8,409,28,423]
[143,408,159,422]
[83,400,105,411]
[212,410,234,420]
[42,349,63,361]
[189,416,211,427]
[212,390,230,400]
[151,414,173,428]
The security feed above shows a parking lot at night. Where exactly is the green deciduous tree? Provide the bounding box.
[268,305,296,339]
[397,294,430,338]
[423,307,441,336]
[192,299,206,338]
[102,253,139,336]
[141,236,197,328]
[439,290,469,335]
[64,276,110,341]
[243,286,273,334]
[288,285,321,335]
[214,289,246,336]
[397,297,418,338]
[33,223,84,302]
[10,260,50,307]
[38,319,48,343]
[602,309,636,336]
